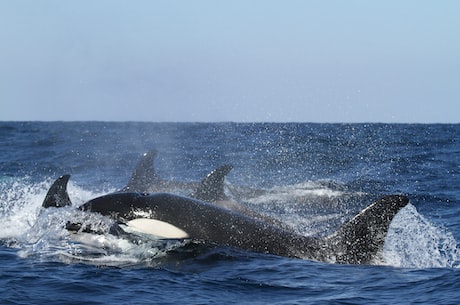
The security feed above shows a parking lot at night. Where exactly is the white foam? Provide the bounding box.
[3,177,460,268]
[246,181,346,205]
[0,177,111,240]
[1,179,115,257]
[0,178,48,239]
[384,204,460,268]
[0,177,195,267]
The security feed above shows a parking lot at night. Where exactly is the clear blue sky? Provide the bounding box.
[1,1,459,122]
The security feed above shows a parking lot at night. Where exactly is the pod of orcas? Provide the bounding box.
[42,150,409,265]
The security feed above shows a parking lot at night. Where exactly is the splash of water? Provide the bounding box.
[243,180,348,205]
[384,204,460,268]
[0,177,107,240]
[2,178,459,268]
[0,178,48,239]
[0,177,190,266]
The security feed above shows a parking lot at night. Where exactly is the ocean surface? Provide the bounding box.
[0,122,459,304]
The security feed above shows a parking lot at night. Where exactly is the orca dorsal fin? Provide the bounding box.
[191,164,233,202]
[123,150,159,192]
[325,194,409,264]
[42,174,72,208]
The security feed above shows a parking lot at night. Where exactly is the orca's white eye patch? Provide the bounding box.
[125,218,189,239]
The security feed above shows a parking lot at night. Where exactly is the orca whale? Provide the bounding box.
[122,150,234,201]
[42,175,409,264]
[122,150,201,193]
[123,150,235,201]
[121,150,274,223]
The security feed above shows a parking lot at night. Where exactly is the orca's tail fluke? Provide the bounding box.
[190,164,233,202]
[123,150,159,192]
[324,195,409,264]
[42,174,73,208]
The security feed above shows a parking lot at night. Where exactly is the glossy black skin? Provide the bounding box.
[80,192,320,259]
[79,192,409,264]
[42,175,409,264]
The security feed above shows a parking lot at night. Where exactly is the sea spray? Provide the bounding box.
[384,203,460,268]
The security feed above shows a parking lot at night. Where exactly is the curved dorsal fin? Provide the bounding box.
[191,164,233,202]
[123,150,159,192]
[325,194,409,264]
[42,174,72,208]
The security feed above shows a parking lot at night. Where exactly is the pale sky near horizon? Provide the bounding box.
[1,1,459,123]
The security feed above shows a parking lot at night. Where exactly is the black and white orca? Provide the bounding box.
[120,150,274,223]
[42,175,409,264]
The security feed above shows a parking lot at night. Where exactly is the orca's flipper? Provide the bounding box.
[123,150,159,192]
[325,195,409,264]
[190,164,233,202]
[42,174,72,208]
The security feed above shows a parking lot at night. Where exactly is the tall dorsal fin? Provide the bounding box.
[325,194,409,264]
[191,164,233,202]
[42,174,72,208]
[123,150,159,192]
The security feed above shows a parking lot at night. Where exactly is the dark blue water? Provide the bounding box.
[1,122,459,304]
